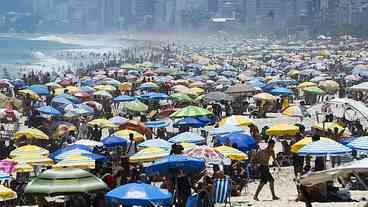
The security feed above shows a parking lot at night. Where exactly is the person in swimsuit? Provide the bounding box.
[253,139,280,201]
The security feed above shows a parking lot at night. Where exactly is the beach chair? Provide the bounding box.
[212,176,231,206]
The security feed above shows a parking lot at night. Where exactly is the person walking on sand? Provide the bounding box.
[252,139,280,201]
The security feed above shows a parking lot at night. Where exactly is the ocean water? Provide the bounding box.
[0,35,80,65]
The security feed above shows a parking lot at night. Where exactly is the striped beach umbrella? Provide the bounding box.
[10,145,49,158]
[53,155,95,169]
[185,146,227,165]
[130,147,169,163]
[170,106,213,118]
[297,139,352,156]
[348,136,368,151]
[215,146,248,161]
[266,124,300,136]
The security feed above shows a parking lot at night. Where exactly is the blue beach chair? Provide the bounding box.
[213,176,231,206]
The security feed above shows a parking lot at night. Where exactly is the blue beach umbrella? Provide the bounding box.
[347,136,368,151]
[298,139,352,156]
[56,94,81,104]
[270,87,294,96]
[249,79,266,88]
[101,135,128,148]
[145,120,168,128]
[37,106,62,116]
[138,139,173,149]
[106,183,172,206]
[28,84,49,96]
[209,125,245,136]
[140,92,168,100]
[113,95,135,102]
[50,144,92,159]
[144,155,205,176]
[217,133,257,151]
[168,132,205,144]
[173,117,207,128]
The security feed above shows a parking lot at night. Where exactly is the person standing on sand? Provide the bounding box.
[252,139,280,201]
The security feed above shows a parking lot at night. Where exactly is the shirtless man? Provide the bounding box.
[253,139,280,201]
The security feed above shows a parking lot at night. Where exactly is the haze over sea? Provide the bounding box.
[0,33,129,78]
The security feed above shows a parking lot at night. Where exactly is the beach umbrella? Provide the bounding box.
[139,82,159,90]
[51,96,73,109]
[46,82,62,89]
[101,78,121,86]
[350,82,368,91]
[18,89,40,100]
[297,139,352,156]
[141,92,168,100]
[297,82,317,89]
[319,80,339,91]
[106,183,172,206]
[173,117,208,128]
[270,87,293,96]
[145,120,168,128]
[10,145,49,158]
[180,142,198,151]
[138,139,173,149]
[28,84,49,96]
[225,83,257,94]
[119,82,133,92]
[11,155,54,166]
[168,132,205,144]
[80,86,96,93]
[15,163,33,173]
[115,129,145,142]
[53,149,106,162]
[249,79,266,88]
[172,85,190,93]
[215,146,248,161]
[101,135,128,148]
[0,185,17,202]
[94,85,116,92]
[0,160,16,174]
[37,106,61,116]
[130,147,169,163]
[15,128,49,140]
[185,145,227,165]
[93,90,112,98]
[74,139,103,148]
[217,133,256,151]
[55,94,81,104]
[53,155,95,169]
[203,91,233,102]
[113,95,135,102]
[291,137,331,153]
[123,100,148,113]
[50,145,92,159]
[88,118,117,129]
[170,105,213,118]
[282,105,310,118]
[266,124,300,136]
[312,122,346,134]
[52,121,77,138]
[144,155,205,176]
[303,86,325,95]
[347,136,368,151]
[210,125,245,136]
[109,116,129,125]
[253,93,277,101]
[189,87,205,96]
[64,104,93,115]
[219,115,254,127]
[73,91,91,99]
[24,168,109,195]
[170,93,193,103]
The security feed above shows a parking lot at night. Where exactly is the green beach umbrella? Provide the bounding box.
[120,63,138,70]
[170,93,193,103]
[303,86,325,95]
[170,105,213,118]
[123,100,148,113]
[24,168,109,196]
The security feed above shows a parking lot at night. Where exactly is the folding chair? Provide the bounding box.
[212,176,231,206]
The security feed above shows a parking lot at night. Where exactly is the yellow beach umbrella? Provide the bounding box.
[114,129,145,142]
[267,124,300,136]
[53,155,95,169]
[15,128,49,140]
[94,85,116,92]
[312,122,346,134]
[291,137,331,153]
[282,105,310,117]
[16,163,33,173]
[215,146,248,161]
[0,185,17,201]
[65,86,80,93]
[180,142,198,152]
[297,82,317,89]
[88,119,117,129]
[129,147,169,163]
[190,87,205,96]
[11,155,53,166]
[219,115,254,127]
[119,82,132,92]
[10,145,49,158]
[253,93,277,101]
[18,89,40,100]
